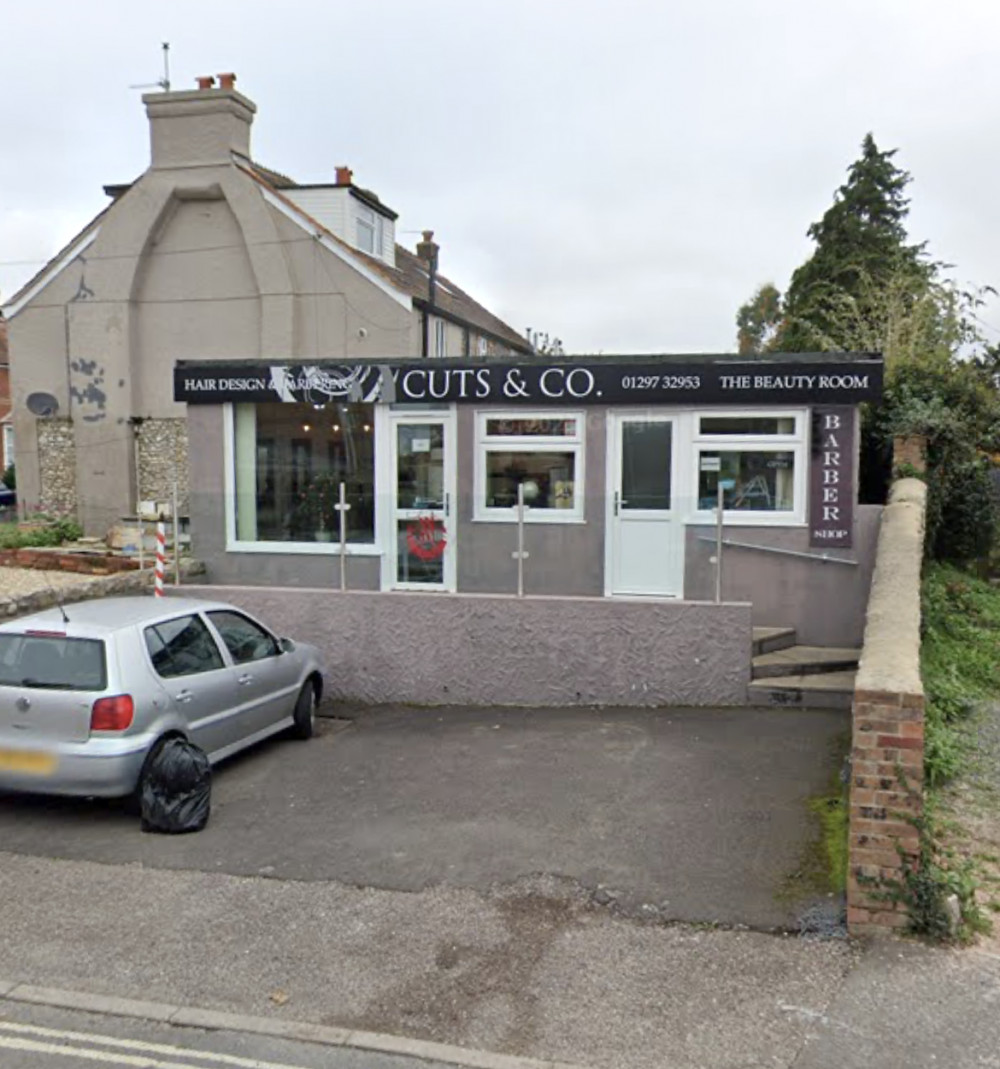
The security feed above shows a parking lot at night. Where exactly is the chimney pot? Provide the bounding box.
[422,230,434,243]
[218,72,237,90]
[196,75,216,90]
[335,165,353,186]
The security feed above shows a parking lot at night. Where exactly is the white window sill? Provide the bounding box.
[686,514,807,528]
[225,541,383,556]
[472,513,587,525]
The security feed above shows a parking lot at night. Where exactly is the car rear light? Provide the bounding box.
[90,694,135,732]
[26,629,67,638]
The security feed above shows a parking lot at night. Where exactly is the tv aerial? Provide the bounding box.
[130,42,171,93]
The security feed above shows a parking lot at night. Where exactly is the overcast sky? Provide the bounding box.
[2,0,998,354]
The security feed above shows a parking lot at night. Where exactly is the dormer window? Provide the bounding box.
[357,205,383,256]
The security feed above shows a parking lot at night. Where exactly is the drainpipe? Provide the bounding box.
[416,230,439,357]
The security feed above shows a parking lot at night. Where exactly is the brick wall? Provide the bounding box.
[848,687,924,931]
[846,478,926,935]
[0,549,139,573]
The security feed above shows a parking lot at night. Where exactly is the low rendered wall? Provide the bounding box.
[176,585,753,707]
[847,478,926,935]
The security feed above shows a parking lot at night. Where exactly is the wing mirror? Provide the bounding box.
[279,637,296,654]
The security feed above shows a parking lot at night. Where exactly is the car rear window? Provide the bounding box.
[0,634,108,691]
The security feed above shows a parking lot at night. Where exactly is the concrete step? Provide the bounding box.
[752,644,861,680]
[747,670,856,710]
[751,626,797,657]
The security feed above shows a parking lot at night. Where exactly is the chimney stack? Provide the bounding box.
[334,165,353,186]
[144,72,255,169]
[416,230,439,266]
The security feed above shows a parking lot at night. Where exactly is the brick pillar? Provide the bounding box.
[892,435,927,475]
[847,687,924,934]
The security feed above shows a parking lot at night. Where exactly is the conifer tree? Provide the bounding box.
[778,134,928,350]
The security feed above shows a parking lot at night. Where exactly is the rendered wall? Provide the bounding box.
[683,505,881,648]
[176,583,753,707]
[455,405,606,596]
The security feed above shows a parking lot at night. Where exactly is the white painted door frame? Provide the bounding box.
[604,410,691,598]
[380,406,457,592]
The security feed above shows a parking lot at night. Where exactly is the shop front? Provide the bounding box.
[176,354,882,645]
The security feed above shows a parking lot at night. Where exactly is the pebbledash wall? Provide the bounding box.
[175,585,753,707]
[179,352,884,651]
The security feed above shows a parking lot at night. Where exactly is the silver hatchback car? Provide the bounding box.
[0,597,324,799]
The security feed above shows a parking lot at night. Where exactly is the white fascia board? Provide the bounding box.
[259,187,411,310]
[2,228,100,319]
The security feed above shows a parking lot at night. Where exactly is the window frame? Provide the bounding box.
[474,410,586,524]
[434,318,447,357]
[690,407,808,526]
[356,204,376,254]
[143,614,227,680]
[224,404,382,556]
[205,610,280,665]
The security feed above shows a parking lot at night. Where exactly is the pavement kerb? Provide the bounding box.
[0,980,585,1069]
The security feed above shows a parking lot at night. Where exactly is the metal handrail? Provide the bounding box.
[694,535,858,566]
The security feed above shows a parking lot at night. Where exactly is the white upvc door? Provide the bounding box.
[606,412,686,597]
[386,410,457,591]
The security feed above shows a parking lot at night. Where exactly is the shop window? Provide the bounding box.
[475,412,584,521]
[694,410,805,522]
[697,450,796,512]
[232,402,376,546]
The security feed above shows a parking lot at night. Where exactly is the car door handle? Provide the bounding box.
[238,674,254,686]
[175,689,193,703]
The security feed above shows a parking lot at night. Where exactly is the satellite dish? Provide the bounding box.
[26,392,59,417]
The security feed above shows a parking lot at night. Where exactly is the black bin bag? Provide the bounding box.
[140,738,212,834]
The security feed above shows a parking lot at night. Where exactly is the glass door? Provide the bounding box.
[391,415,455,590]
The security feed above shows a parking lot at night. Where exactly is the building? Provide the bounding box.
[3,74,884,667]
[175,351,883,648]
[2,73,531,534]
[0,316,11,474]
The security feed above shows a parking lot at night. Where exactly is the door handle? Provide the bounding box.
[238,674,254,686]
[444,492,450,518]
[613,491,620,516]
[175,690,193,703]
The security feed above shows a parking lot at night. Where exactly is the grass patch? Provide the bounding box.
[780,735,850,903]
[809,789,848,893]
[921,562,1000,788]
[888,560,1000,940]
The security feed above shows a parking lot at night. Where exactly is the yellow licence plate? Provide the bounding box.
[0,748,58,775]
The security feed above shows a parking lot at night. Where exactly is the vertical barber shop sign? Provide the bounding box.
[810,406,854,548]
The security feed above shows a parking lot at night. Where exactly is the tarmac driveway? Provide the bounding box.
[0,704,848,929]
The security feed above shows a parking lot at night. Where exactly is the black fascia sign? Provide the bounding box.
[174,358,883,407]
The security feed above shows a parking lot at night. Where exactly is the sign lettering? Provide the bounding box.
[174,358,883,406]
[810,407,854,548]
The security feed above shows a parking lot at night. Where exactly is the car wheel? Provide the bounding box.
[289,681,316,740]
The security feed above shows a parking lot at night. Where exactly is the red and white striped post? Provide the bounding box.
[154,521,166,597]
